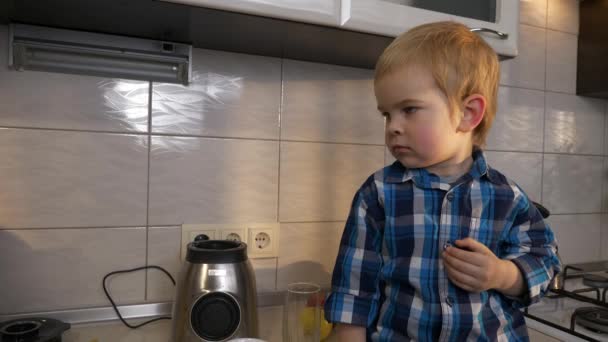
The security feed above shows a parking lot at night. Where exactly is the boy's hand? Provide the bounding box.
[336,324,366,342]
[442,238,524,296]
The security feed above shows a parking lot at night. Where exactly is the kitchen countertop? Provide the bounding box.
[62,306,339,342]
[61,306,563,342]
[64,319,172,342]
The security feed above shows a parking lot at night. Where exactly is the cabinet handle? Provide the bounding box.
[470,28,509,40]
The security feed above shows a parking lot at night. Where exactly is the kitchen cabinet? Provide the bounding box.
[577,0,608,99]
[159,0,343,27]
[2,0,517,70]
[342,0,519,57]
[161,0,518,58]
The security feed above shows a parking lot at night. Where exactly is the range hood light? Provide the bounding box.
[9,24,192,85]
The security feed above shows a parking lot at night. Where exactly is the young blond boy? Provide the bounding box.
[324,21,561,341]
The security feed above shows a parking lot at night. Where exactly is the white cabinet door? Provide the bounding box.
[160,0,343,27]
[342,0,519,57]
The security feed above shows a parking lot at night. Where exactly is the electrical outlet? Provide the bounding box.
[253,232,271,249]
[181,224,217,260]
[182,223,278,260]
[247,223,279,258]
[218,228,246,243]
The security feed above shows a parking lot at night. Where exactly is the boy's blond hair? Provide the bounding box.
[375,21,499,147]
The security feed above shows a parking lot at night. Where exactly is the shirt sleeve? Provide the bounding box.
[501,191,562,308]
[324,175,385,327]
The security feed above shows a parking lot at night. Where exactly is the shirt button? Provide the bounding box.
[446,193,454,202]
[446,296,453,307]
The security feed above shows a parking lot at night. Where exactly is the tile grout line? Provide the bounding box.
[486,149,606,158]
[545,0,551,31]
[540,84,547,204]
[0,125,150,135]
[540,0,548,205]
[275,58,284,291]
[12,118,606,155]
[602,101,607,217]
[0,225,148,231]
[498,84,576,96]
[0,125,386,147]
[144,81,153,301]
[279,220,347,224]
[274,257,279,292]
[0,221,350,231]
[601,102,608,254]
[275,139,384,147]
[520,23,578,37]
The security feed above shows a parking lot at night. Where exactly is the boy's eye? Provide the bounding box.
[380,111,390,118]
[402,106,418,115]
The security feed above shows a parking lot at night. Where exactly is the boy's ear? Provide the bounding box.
[457,94,487,133]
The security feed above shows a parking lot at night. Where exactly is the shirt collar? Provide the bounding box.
[384,148,500,189]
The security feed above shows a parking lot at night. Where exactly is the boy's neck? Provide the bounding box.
[425,146,474,179]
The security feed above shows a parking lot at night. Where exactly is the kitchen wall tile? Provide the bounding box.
[546,30,578,94]
[281,59,383,144]
[146,226,182,302]
[547,0,579,34]
[602,215,608,260]
[486,87,544,152]
[279,142,384,222]
[547,214,601,264]
[0,129,148,229]
[500,25,546,90]
[544,92,605,155]
[485,151,543,201]
[0,227,146,314]
[151,49,281,139]
[0,26,148,133]
[251,258,278,292]
[542,154,603,214]
[149,137,279,225]
[520,0,547,28]
[146,226,277,302]
[277,222,344,290]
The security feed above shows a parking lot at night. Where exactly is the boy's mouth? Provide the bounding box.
[391,145,411,153]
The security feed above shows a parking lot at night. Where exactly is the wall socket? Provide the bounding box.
[181,224,217,261]
[218,228,247,243]
[247,223,279,259]
[181,223,279,260]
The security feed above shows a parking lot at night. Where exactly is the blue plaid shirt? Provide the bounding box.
[325,149,561,341]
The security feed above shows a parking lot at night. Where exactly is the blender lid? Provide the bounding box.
[187,240,248,264]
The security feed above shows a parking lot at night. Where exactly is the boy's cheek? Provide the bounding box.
[416,125,440,155]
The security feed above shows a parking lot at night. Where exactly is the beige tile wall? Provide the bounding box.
[0,0,606,315]
[0,228,147,314]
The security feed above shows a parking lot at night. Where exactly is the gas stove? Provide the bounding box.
[525,261,608,342]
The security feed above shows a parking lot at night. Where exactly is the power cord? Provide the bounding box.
[102,265,176,329]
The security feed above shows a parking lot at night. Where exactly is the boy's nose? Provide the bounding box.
[387,119,405,135]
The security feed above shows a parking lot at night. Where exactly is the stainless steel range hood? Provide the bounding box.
[8,24,192,85]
